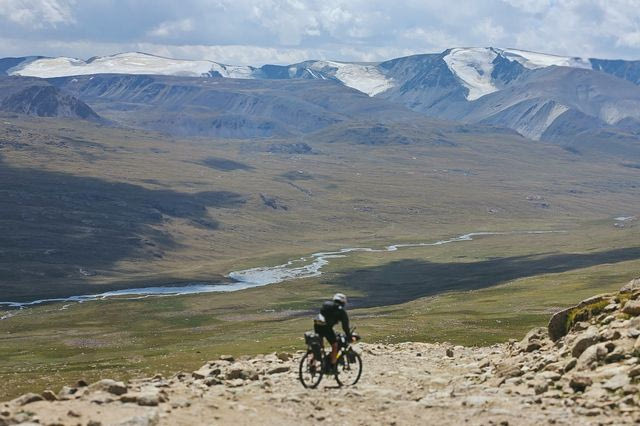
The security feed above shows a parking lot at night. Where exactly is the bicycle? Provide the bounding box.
[298,328,363,388]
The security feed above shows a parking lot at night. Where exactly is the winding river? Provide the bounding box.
[0,230,562,312]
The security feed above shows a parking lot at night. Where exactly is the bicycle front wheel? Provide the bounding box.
[334,349,362,386]
[299,351,323,388]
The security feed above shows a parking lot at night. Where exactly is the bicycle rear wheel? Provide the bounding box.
[334,349,362,386]
[299,351,323,388]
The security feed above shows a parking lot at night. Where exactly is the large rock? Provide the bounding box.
[576,343,608,370]
[11,393,43,406]
[571,328,600,358]
[548,294,610,341]
[603,374,631,391]
[620,277,640,293]
[88,379,128,396]
[622,300,640,316]
[518,327,547,352]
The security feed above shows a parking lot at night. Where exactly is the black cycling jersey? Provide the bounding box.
[319,300,350,338]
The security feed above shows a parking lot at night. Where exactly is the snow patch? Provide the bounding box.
[307,61,394,96]
[10,52,256,79]
[443,48,499,101]
[500,48,592,70]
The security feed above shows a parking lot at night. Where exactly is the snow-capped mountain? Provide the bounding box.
[7,52,257,79]
[6,52,393,97]
[4,48,640,148]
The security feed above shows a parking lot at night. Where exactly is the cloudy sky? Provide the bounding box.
[1,0,639,65]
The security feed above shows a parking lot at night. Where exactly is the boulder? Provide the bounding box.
[548,307,574,342]
[622,300,640,316]
[276,352,292,361]
[11,393,43,406]
[225,367,258,380]
[496,363,523,379]
[41,390,57,401]
[620,277,640,293]
[137,392,160,407]
[58,386,78,400]
[564,358,577,372]
[603,374,630,391]
[569,375,593,392]
[571,328,600,358]
[219,355,235,362]
[88,379,128,396]
[576,343,608,370]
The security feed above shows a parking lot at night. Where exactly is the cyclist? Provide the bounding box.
[313,293,352,372]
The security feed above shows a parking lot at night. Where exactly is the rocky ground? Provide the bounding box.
[2,278,640,426]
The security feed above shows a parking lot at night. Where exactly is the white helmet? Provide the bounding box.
[333,293,347,305]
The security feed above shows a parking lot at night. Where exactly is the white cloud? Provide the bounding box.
[0,0,75,28]
[1,0,640,63]
[148,19,194,38]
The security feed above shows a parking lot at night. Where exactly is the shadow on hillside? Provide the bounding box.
[0,156,245,300]
[335,247,640,308]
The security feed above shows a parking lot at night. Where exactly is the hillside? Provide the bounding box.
[2,278,639,425]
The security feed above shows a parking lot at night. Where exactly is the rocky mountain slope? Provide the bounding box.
[0,77,101,121]
[3,278,639,425]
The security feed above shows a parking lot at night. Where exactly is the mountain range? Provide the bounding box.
[2,48,640,153]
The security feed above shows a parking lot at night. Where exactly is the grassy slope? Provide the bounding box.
[0,115,638,398]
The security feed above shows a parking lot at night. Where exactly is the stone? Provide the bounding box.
[564,358,577,373]
[600,329,621,341]
[620,277,640,293]
[572,321,590,332]
[88,379,128,396]
[539,371,561,381]
[534,381,548,395]
[11,393,43,406]
[623,300,640,316]
[603,374,630,391]
[225,368,257,380]
[268,366,290,375]
[629,365,640,378]
[571,328,600,358]
[601,315,615,325]
[192,367,220,380]
[548,307,575,341]
[524,341,542,353]
[120,394,139,403]
[576,343,608,370]
[569,376,593,392]
[41,390,57,401]
[137,392,160,407]
[204,377,222,386]
[496,363,522,379]
[276,352,292,361]
[219,355,235,362]
[58,386,78,400]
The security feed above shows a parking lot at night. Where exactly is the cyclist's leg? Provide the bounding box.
[324,328,338,365]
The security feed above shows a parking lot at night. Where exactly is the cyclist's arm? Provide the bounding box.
[340,310,351,339]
